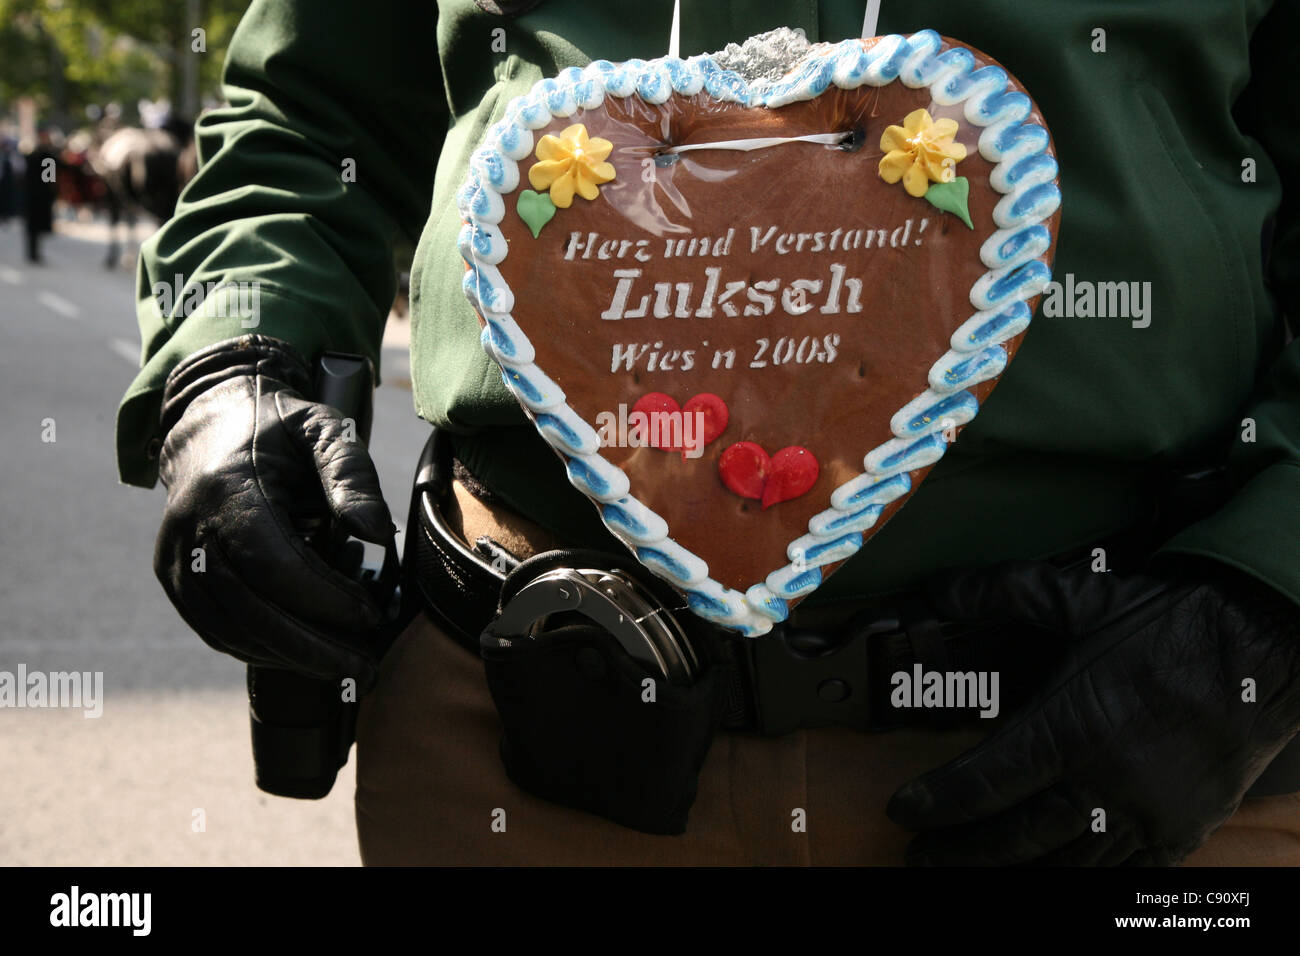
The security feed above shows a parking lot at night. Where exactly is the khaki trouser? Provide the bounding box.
[353,482,1300,865]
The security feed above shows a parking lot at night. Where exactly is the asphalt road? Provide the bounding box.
[0,217,429,865]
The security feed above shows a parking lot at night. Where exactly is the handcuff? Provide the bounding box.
[415,439,705,688]
[481,565,702,685]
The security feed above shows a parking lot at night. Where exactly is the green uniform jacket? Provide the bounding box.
[117,0,1300,608]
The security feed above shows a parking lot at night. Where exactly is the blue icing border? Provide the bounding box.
[457,30,1060,637]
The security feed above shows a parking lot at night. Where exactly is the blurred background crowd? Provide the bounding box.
[1,0,244,267]
[0,0,425,865]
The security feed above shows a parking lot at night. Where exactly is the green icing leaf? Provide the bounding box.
[517,189,556,238]
[924,177,973,229]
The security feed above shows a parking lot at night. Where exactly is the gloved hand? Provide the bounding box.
[888,557,1300,866]
[153,334,394,690]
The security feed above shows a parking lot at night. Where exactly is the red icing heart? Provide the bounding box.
[632,391,730,456]
[719,442,820,509]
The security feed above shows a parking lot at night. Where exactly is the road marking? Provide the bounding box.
[0,266,21,285]
[108,338,140,365]
[37,291,81,319]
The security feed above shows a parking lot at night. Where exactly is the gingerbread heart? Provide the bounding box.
[458,30,1061,635]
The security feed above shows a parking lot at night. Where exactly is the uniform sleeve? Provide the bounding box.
[115,0,447,487]
[1160,0,1300,604]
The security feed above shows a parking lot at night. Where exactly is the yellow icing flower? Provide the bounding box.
[878,109,968,198]
[528,123,616,208]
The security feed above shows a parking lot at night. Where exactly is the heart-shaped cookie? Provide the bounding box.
[458,30,1061,636]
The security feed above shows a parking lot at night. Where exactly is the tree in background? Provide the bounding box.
[0,0,248,129]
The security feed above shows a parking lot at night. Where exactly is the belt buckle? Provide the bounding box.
[747,608,903,735]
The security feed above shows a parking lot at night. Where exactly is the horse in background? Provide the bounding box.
[91,114,196,268]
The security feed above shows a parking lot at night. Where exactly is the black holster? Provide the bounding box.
[482,621,726,835]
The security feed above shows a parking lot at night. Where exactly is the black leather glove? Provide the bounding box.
[153,334,394,690]
[888,557,1300,866]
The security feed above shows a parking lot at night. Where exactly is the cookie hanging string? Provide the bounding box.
[862,0,881,39]
[668,0,680,59]
[658,1,885,155]
[662,133,850,154]
[667,0,881,52]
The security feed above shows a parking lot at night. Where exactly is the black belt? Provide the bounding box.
[406,429,1065,736]
[405,429,1300,795]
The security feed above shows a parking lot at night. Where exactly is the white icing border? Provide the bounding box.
[458,30,1061,636]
